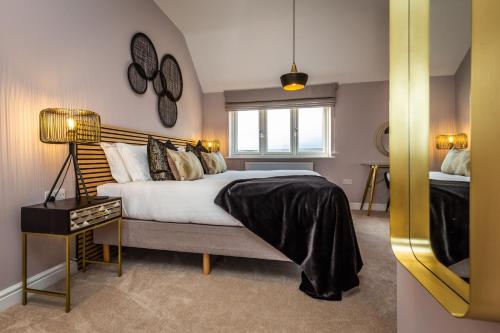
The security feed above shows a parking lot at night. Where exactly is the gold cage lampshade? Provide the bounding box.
[202,139,220,153]
[40,108,101,144]
[39,108,102,206]
[435,133,468,150]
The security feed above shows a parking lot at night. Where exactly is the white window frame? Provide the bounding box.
[229,106,332,158]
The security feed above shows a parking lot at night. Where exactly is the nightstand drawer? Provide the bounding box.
[21,197,122,235]
[70,200,121,231]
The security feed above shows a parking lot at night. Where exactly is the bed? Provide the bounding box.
[77,125,362,300]
[429,171,470,278]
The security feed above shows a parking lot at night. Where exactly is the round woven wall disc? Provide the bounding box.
[152,70,166,96]
[127,63,147,94]
[160,54,183,102]
[130,32,158,80]
[158,95,178,127]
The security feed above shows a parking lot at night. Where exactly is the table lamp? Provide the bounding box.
[40,108,101,206]
[435,133,468,150]
[202,139,220,153]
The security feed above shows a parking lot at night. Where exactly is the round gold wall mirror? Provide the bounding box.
[374,122,389,156]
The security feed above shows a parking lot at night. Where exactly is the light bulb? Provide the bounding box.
[67,118,76,130]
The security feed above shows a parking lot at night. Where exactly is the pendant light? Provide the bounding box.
[281,0,308,91]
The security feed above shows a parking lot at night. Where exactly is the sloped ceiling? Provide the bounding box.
[155,0,470,93]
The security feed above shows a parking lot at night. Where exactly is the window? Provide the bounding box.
[230,107,331,157]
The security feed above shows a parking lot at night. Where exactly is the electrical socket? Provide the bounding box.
[342,179,353,185]
[44,188,65,201]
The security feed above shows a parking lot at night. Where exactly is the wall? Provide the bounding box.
[397,263,500,332]
[429,76,456,171]
[204,81,390,205]
[0,0,202,290]
[203,79,458,205]
[455,50,471,139]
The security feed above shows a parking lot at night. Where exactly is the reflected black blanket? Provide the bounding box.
[430,180,469,266]
[214,175,363,300]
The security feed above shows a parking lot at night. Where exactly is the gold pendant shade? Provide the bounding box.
[40,108,101,144]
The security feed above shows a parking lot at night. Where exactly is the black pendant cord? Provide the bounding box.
[292,0,295,65]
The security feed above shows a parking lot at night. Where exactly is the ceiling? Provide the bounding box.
[155,0,470,93]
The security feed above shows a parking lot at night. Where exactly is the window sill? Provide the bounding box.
[226,155,336,160]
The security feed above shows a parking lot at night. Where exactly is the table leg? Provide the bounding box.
[360,166,375,211]
[367,165,379,216]
[118,218,122,277]
[22,233,27,306]
[82,231,86,273]
[65,236,71,313]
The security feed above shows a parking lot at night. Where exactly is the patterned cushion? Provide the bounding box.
[166,149,204,181]
[186,140,209,173]
[147,136,178,180]
[201,152,227,174]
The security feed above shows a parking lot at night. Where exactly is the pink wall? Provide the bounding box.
[204,81,391,206]
[203,79,458,205]
[397,264,500,332]
[0,0,202,290]
[455,50,471,140]
[429,76,456,171]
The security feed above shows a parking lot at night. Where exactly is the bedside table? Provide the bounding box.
[21,197,122,312]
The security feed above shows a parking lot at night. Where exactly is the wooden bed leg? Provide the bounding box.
[203,253,211,275]
[103,244,110,263]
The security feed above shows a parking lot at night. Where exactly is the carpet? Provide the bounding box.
[0,211,395,333]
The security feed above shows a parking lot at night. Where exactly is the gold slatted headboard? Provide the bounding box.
[76,125,195,196]
[75,125,196,268]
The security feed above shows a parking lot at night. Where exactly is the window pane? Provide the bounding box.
[266,109,291,153]
[236,111,260,152]
[298,107,325,152]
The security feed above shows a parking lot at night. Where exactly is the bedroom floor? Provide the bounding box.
[0,211,395,333]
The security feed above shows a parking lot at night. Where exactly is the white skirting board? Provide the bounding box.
[350,202,388,212]
[0,261,78,312]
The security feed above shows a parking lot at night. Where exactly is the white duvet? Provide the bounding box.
[97,170,320,227]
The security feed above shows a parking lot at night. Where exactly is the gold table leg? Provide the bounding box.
[82,231,86,273]
[367,165,379,216]
[118,218,122,277]
[65,236,71,313]
[360,166,375,211]
[22,233,27,306]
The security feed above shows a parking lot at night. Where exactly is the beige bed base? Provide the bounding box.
[76,125,289,275]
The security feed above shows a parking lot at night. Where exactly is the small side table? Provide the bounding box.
[21,197,122,312]
[360,163,389,215]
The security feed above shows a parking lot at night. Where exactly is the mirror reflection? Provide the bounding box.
[429,0,471,281]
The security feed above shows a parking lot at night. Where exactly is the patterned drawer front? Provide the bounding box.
[70,200,121,231]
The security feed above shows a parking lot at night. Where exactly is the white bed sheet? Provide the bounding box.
[97,170,320,227]
[429,171,470,182]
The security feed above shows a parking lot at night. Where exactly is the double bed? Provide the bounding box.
[76,125,362,300]
[429,171,470,278]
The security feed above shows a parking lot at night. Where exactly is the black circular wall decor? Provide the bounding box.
[127,63,148,94]
[130,32,158,80]
[152,70,166,96]
[160,54,183,102]
[158,95,178,127]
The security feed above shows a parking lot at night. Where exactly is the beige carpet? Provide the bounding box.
[0,211,395,333]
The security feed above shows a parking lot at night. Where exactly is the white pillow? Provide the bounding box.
[115,143,152,182]
[100,143,131,183]
[455,150,470,177]
[441,149,462,174]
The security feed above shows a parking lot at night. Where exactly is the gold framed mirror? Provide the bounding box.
[390,0,500,321]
